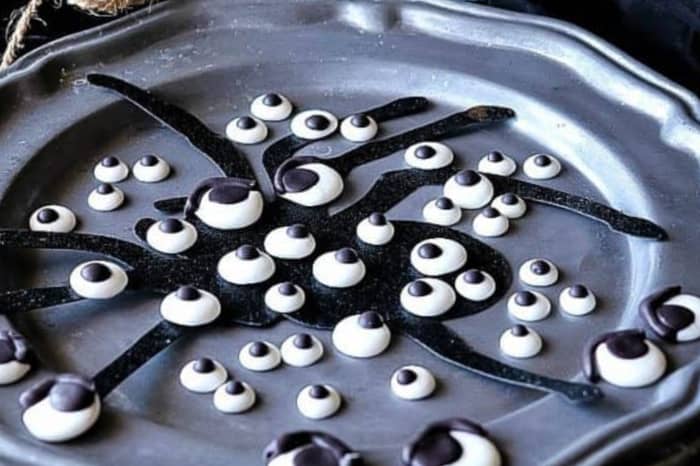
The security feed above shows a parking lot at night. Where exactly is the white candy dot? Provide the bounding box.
[93,157,129,183]
[400,278,456,317]
[356,213,395,246]
[477,151,517,176]
[340,114,378,142]
[490,193,527,219]
[454,270,496,302]
[195,188,263,231]
[160,287,221,326]
[132,155,170,183]
[22,393,100,443]
[410,238,467,276]
[523,154,562,180]
[290,110,338,140]
[218,246,275,285]
[332,312,391,358]
[146,219,198,254]
[312,249,366,288]
[473,208,509,237]
[278,163,344,207]
[264,282,306,314]
[250,93,293,121]
[423,197,462,226]
[594,338,666,388]
[559,285,597,316]
[69,260,128,299]
[443,170,494,209]
[263,225,316,259]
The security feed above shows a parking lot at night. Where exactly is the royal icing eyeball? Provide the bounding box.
[0,330,32,385]
[20,374,101,443]
[187,178,263,230]
[290,110,338,140]
[218,245,276,285]
[296,384,342,420]
[560,284,597,316]
[160,285,221,326]
[146,218,198,254]
[443,169,494,209]
[473,207,509,237]
[640,286,700,343]
[356,212,395,246]
[29,205,77,233]
[332,311,391,358]
[239,341,282,372]
[340,113,378,142]
[179,358,228,393]
[88,183,125,211]
[225,116,269,144]
[281,333,324,367]
[402,418,502,466]
[583,329,666,388]
[507,291,551,321]
[264,224,316,259]
[400,278,456,317]
[490,193,527,219]
[519,258,559,287]
[213,380,256,414]
[410,238,467,276]
[69,260,128,299]
[264,282,306,314]
[404,142,454,170]
[455,269,496,301]
[264,432,363,466]
[523,153,561,179]
[500,325,543,358]
[251,93,293,121]
[274,158,344,207]
[312,248,366,288]
[132,154,170,183]
[477,151,517,177]
[391,365,436,400]
[423,197,462,226]
[93,156,129,183]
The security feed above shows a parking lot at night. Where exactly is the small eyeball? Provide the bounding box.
[264,282,306,313]
[218,245,276,285]
[281,333,324,367]
[391,365,436,400]
[477,150,517,176]
[340,113,378,142]
[29,205,77,233]
[88,183,125,211]
[507,291,551,321]
[213,380,257,414]
[94,156,129,183]
[404,142,454,170]
[443,169,494,209]
[160,285,221,326]
[264,224,316,259]
[312,248,366,288]
[332,311,391,358]
[251,93,293,121]
[519,258,559,287]
[69,260,128,299]
[0,330,32,385]
[642,290,700,342]
[193,182,264,230]
[423,197,462,226]
[133,154,170,183]
[179,358,228,393]
[225,116,269,144]
[356,212,395,246]
[400,278,456,317]
[490,193,526,219]
[473,207,509,237]
[277,162,344,207]
[296,384,342,419]
[455,269,496,301]
[239,341,281,372]
[410,238,467,276]
[500,324,543,358]
[560,284,597,316]
[523,153,561,179]
[290,110,338,140]
[146,218,198,254]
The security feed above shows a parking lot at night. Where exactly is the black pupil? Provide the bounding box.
[408,280,432,297]
[278,282,297,296]
[286,224,309,238]
[359,311,383,329]
[80,263,111,282]
[37,208,59,223]
[436,197,453,209]
[534,155,551,166]
[236,245,259,260]
[282,168,319,193]
[463,269,484,284]
[501,193,518,205]
[335,248,358,264]
[482,207,499,218]
[350,114,370,128]
[262,93,282,106]
[515,291,536,306]
[226,381,246,395]
[305,114,330,131]
[101,156,119,167]
[294,334,313,349]
[512,324,529,337]
[396,369,417,385]
[141,155,159,166]
[96,183,114,194]
[159,218,183,233]
[237,116,257,129]
[487,151,504,162]
[177,286,200,301]
[414,145,436,159]
[418,243,442,259]
[530,260,550,275]
[193,358,215,373]
[249,342,269,357]
[368,212,386,225]
[456,170,480,186]
[309,385,329,399]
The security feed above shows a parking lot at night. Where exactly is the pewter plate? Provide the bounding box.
[0,1,700,465]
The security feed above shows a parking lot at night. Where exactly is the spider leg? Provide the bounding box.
[153,197,187,214]
[0,286,82,315]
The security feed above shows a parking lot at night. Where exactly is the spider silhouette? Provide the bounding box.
[0,74,667,408]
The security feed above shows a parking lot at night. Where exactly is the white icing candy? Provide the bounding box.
[290,110,338,140]
[340,114,378,142]
[195,188,264,230]
[332,311,391,358]
[500,325,543,358]
[160,286,221,326]
[264,282,306,314]
[312,248,366,288]
[280,333,324,367]
[296,384,342,419]
[477,151,517,176]
[443,169,494,209]
[523,153,561,179]
[213,381,256,414]
[455,269,496,302]
[490,193,527,219]
[410,238,467,276]
[400,278,456,317]
[595,338,666,387]
[0,331,32,385]
[218,246,275,285]
[446,431,502,466]
[239,341,282,372]
[390,365,436,400]
[664,294,700,341]
[87,184,124,211]
[132,155,170,183]
[263,225,316,259]
[22,394,100,443]
[279,163,344,207]
[29,205,77,233]
[251,93,293,121]
[423,197,462,226]
[559,285,597,316]
[225,116,269,144]
[93,156,129,183]
[69,260,128,299]
[356,213,395,246]
[507,291,551,322]
[146,219,198,254]
[404,142,454,170]
[519,258,559,287]
[179,358,228,393]
[473,207,509,237]
[0,361,30,385]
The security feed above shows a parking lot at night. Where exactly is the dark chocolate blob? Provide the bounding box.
[396,369,417,385]
[309,385,329,399]
[159,218,183,233]
[140,154,159,167]
[455,169,480,186]
[501,193,518,205]
[101,156,119,167]
[305,114,330,131]
[511,324,529,337]
[49,381,95,412]
[414,145,436,159]
[335,248,358,264]
[249,342,269,357]
[481,207,500,218]
[282,168,320,193]
[402,418,488,466]
[606,332,648,359]
[569,284,589,298]
[236,245,259,260]
[286,224,309,239]
[358,311,383,329]
[514,291,536,306]
[435,197,454,210]
[209,185,251,205]
[640,286,693,342]
[193,358,215,373]
[487,151,504,162]
[418,243,442,259]
[225,380,246,395]
[368,212,387,226]
[408,280,433,297]
[278,282,297,296]
[262,93,282,106]
[80,263,112,282]
[350,114,370,128]
[176,285,201,301]
[533,154,551,167]
[96,183,114,195]
[530,260,551,275]
[294,447,340,466]
[462,269,485,284]
[36,208,59,224]
[658,305,695,331]
[236,116,257,130]
[293,334,313,349]
[263,431,359,466]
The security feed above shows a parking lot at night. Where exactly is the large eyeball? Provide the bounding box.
[423,197,462,226]
[132,154,170,183]
[264,282,306,313]
[454,269,496,301]
[93,156,129,183]
[218,245,276,285]
[560,284,597,316]
[404,142,454,170]
[20,374,100,443]
[264,432,362,466]
[477,150,517,176]
[641,287,700,342]
[340,113,378,142]
[507,291,551,321]
[225,116,269,144]
[29,205,77,233]
[275,159,344,207]
[188,178,264,230]
[410,238,467,276]
[312,248,366,288]
[296,384,342,419]
[160,285,221,326]
[499,325,543,358]
[391,365,436,400]
[519,258,559,287]
[443,169,494,209]
[213,380,256,414]
[179,357,228,393]
[400,278,456,317]
[332,311,391,358]
[69,260,128,299]
[290,110,338,140]
[472,207,509,237]
[281,333,324,367]
[146,218,198,254]
[490,193,526,219]
[239,341,282,372]
[88,183,125,211]
[523,153,561,179]
[356,212,395,246]
[251,93,293,121]
[0,330,32,385]
[264,224,316,259]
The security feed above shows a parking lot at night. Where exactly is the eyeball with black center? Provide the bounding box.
[296,384,342,420]
[132,154,170,183]
[281,333,324,367]
[423,196,462,226]
[274,157,344,207]
[213,380,256,414]
[356,212,395,246]
[20,374,101,443]
[264,224,316,259]
[239,341,282,372]
[410,238,467,276]
[218,245,276,285]
[473,207,509,237]
[264,282,306,314]
[94,156,129,183]
[160,285,221,326]
[251,93,293,121]
[523,153,561,179]
[455,269,496,302]
[29,205,77,233]
[69,260,128,299]
[490,193,527,219]
[225,116,269,144]
[404,142,454,170]
[508,290,551,321]
[332,311,391,358]
[179,358,228,393]
[312,248,366,288]
[187,178,263,230]
[391,365,436,401]
[340,113,378,142]
[88,183,124,211]
[519,258,559,287]
[640,286,700,343]
[560,284,597,316]
[265,431,363,466]
[500,325,543,359]
[443,169,494,209]
[0,330,32,385]
[477,150,517,176]
[290,110,338,140]
[400,278,456,317]
[146,218,198,254]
